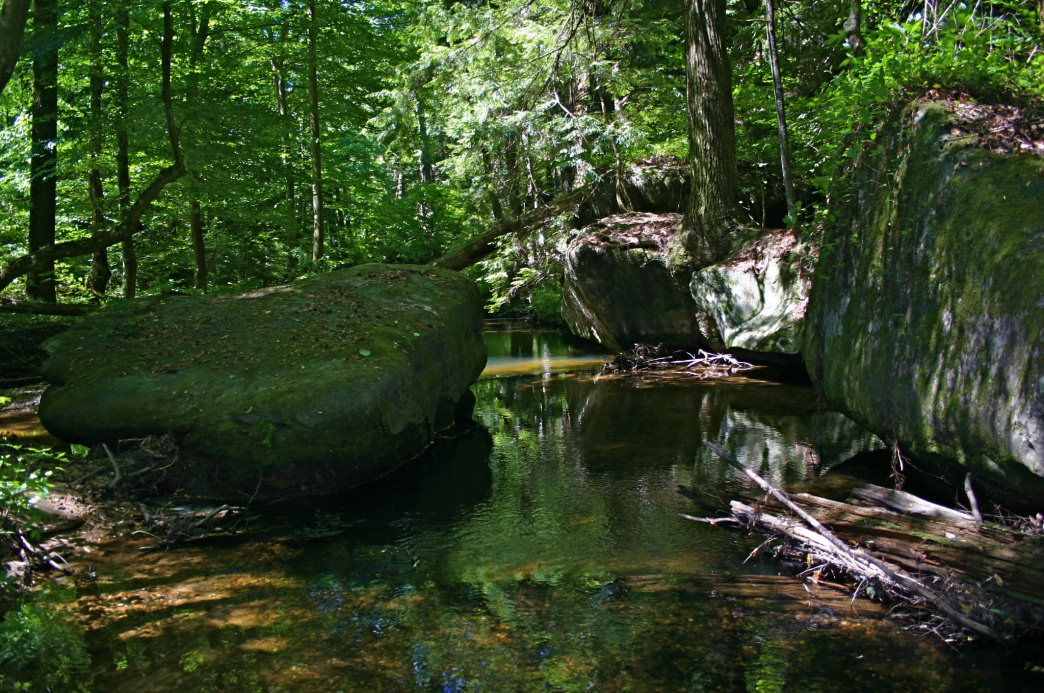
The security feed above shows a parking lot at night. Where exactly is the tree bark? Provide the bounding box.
[186,0,212,292]
[190,198,207,290]
[764,0,796,220]
[679,0,738,265]
[86,0,111,295]
[306,0,325,265]
[0,0,30,95]
[115,2,135,297]
[161,1,183,170]
[271,56,298,279]
[844,0,864,57]
[27,0,58,302]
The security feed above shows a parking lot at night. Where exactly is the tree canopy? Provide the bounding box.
[0,0,1039,314]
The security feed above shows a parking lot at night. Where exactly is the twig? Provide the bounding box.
[743,536,776,564]
[192,504,231,529]
[103,443,121,487]
[964,473,983,523]
[680,513,739,526]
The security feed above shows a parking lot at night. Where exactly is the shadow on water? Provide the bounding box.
[62,324,1044,692]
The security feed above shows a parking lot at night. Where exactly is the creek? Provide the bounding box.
[40,324,1041,690]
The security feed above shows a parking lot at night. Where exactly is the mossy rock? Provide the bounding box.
[38,264,487,498]
[803,99,1044,501]
[561,213,715,351]
[689,229,813,354]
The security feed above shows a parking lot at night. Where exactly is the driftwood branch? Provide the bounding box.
[702,441,1000,639]
[851,483,975,523]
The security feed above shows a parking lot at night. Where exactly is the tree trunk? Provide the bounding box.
[190,199,207,291]
[432,185,592,271]
[306,0,325,265]
[679,0,738,266]
[86,0,111,295]
[186,0,212,292]
[764,0,796,220]
[28,0,59,302]
[271,57,298,279]
[844,0,864,57]
[415,98,434,222]
[115,2,135,297]
[0,0,186,297]
[0,0,30,95]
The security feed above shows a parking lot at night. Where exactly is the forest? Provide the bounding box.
[1,0,1043,690]
[0,0,1036,315]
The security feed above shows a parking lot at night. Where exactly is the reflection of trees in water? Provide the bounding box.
[474,373,880,494]
[449,374,879,592]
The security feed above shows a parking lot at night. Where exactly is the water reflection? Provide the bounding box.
[68,326,1037,692]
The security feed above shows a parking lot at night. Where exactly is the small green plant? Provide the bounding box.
[1,443,65,593]
[0,587,93,692]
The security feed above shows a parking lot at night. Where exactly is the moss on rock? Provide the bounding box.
[803,99,1044,500]
[37,264,487,498]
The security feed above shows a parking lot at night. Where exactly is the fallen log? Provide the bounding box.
[432,187,593,271]
[851,483,975,522]
[688,442,1044,640]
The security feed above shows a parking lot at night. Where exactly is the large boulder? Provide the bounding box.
[577,156,689,225]
[38,264,487,498]
[803,98,1044,499]
[561,213,716,351]
[689,229,813,353]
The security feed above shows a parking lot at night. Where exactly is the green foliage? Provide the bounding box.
[0,0,1040,299]
[0,443,63,565]
[0,586,92,692]
[805,1,1043,194]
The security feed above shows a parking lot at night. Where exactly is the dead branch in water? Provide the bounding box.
[686,442,1044,641]
[603,343,754,378]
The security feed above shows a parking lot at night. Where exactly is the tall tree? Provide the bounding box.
[678,0,738,266]
[115,1,135,297]
[270,54,298,278]
[764,0,795,220]
[86,0,111,294]
[27,0,59,302]
[306,0,324,265]
[0,0,187,295]
[186,0,214,291]
[0,0,30,95]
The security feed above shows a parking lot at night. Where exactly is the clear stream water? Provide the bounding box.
[50,324,1041,691]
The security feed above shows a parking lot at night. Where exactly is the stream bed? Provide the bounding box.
[30,324,1044,691]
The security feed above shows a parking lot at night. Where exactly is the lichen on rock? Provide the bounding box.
[689,229,814,354]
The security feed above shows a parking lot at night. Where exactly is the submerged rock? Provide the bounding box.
[803,98,1044,499]
[38,264,487,498]
[689,229,813,353]
[561,213,716,351]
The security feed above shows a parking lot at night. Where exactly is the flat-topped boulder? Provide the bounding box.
[38,264,487,498]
